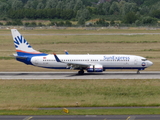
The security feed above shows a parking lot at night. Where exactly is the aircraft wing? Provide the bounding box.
[54,54,91,69]
[65,62,91,67]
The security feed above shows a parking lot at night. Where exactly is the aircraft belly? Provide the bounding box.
[103,61,127,67]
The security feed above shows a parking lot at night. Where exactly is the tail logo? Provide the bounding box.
[14,35,31,49]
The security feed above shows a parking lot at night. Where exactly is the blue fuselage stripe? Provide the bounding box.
[17,52,48,56]
[36,67,146,70]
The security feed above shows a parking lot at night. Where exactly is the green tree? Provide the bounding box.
[11,0,23,10]
[5,21,12,25]
[151,10,160,19]
[135,20,142,26]
[61,9,74,20]
[37,2,45,9]
[50,9,57,19]
[49,21,57,26]
[25,9,36,19]
[0,1,9,15]
[21,0,28,4]
[110,20,115,25]
[96,18,109,26]
[109,2,120,15]
[136,0,144,6]
[139,6,150,15]
[102,2,111,15]
[38,22,45,26]
[121,2,137,15]
[7,9,24,19]
[24,22,30,26]
[150,1,160,13]
[143,0,159,6]
[76,9,90,21]
[142,16,158,25]
[58,21,64,26]
[30,21,37,26]
[56,8,61,19]
[65,0,75,9]
[65,20,72,27]
[77,17,85,25]
[82,9,90,20]
[128,0,144,6]
[45,0,58,9]
[81,0,98,6]
[74,0,84,11]
[122,12,138,24]
[96,3,104,15]
[56,1,63,9]
[24,0,35,9]
[12,19,23,25]
[36,9,46,19]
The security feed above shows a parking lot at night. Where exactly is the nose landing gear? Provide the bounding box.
[137,68,144,74]
[137,70,140,74]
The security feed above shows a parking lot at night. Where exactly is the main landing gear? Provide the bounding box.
[137,70,140,74]
[78,70,84,75]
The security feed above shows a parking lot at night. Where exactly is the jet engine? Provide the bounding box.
[87,65,103,72]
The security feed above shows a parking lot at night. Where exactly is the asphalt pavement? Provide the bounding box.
[0,71,160,79]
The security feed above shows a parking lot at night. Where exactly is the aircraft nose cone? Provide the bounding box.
[148,61,153,66]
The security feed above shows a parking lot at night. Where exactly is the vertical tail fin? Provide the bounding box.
[11,29,47,56]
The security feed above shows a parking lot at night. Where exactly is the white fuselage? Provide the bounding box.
[30,54,153,71]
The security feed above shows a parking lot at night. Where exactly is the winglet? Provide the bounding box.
[53,53,61,62]
[64,50,69,55]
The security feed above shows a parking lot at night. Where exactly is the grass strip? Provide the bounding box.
[0,108,160,115]
[1,79,160,108]
[0,57,14,60]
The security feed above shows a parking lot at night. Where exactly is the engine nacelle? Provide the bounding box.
[87,65,103,72]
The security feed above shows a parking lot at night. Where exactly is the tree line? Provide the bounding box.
[8,9,76,20]
[0,0,160,26]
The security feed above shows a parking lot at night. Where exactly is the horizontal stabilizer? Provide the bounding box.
[12,54,27,59]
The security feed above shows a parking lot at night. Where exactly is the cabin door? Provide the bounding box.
[134,57,138,65]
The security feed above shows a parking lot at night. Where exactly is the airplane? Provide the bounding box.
[11,29,153,75]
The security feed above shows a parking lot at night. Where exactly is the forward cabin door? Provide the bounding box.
[43,57,48,65]
[134,57,138,65]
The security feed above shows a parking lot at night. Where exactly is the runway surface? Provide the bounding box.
[1,115,160,120]
[0,71,160,79]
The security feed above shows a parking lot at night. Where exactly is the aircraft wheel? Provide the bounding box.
[78,70,84,75]
[137,70,140,74]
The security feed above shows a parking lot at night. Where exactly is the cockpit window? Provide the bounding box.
[142,59,147,61]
